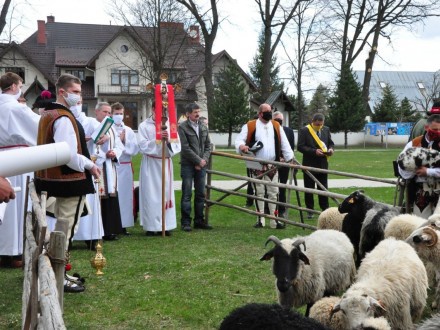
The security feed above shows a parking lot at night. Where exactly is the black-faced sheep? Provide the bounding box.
[310,296,391,330]
[339,190,399,266]
[406,225,440,310]
[260,229,356,316]
[317,207,346,231]
[331,238,428,330]
[219,303,331,330]
[416,313,440,330]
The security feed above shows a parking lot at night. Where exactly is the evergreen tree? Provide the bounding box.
[289,91,307,129]
[327,64,366,148]
[211,63,251,147]
[396,97,422,123]
[249,29,284,102]
[307,84,330,118]
[371,84,398,122]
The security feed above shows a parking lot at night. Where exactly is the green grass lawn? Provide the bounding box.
[2,149,436,329]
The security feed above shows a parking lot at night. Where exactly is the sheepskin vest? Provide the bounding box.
[412,135,440,151]
[246,119,282,161]
[34,106,95,197]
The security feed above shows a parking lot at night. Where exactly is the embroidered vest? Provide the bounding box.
[34,108,95,197]
[246,119,282,161]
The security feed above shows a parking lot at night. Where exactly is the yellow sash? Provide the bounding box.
[306,124,329,159]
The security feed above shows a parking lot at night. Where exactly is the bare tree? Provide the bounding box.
[176,0,219,114]
[281,0,329,127]
[0,0,11,37]
[324,0,440,114]
[108,0,196,84]
[413,70,440,111]
[255,0,308,100]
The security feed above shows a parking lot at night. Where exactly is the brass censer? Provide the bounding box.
[90,240,106,275]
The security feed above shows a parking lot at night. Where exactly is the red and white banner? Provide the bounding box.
[154,84,178,143]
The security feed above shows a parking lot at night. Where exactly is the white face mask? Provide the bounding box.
[70,104,82,118]
[13,87,21,100]
[63,92,81,107]
[112,114,123,125]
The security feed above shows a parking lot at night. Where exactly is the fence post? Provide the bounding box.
[49,231,66,313]
[205,147,213,224]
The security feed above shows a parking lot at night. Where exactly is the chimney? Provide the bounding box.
[189,25,200,44]
[37,20,46,45]
[47,15,55,23]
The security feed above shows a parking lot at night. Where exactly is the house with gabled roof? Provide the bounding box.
[355,70,438,114]
[0,16,256,129]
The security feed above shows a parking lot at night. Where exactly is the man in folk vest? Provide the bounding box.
[297,113,334,219]
[35,74,101,292]
[235,103,294,229]
[398,114,440,218]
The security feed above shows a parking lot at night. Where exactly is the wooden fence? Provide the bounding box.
[205,151,402,230]
[22,181,66,330]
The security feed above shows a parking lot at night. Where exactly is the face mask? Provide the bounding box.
[113,114,123,125]
[274,118,282,126]
[13,87,21,100]
[70,104,82,118]
[261,111,272,121]
[427,129,440,142]
[63,92,81,107]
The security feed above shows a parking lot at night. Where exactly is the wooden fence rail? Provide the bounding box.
[22,181,66,330]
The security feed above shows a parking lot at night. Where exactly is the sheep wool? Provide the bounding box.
[416,313,440,330]
[309,296,349,330]
[384,214,427,241]
[317,207,346,231]
[332,238,428,330]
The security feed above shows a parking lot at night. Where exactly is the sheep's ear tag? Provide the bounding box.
[348,198,354,204]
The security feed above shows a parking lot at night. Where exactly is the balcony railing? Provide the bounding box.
[97,84,147,95]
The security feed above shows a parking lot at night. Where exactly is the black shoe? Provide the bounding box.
[182,225,192,232]
[64,278,85,293]
[85,240,97,250]
[165,231,172,236]
[122,228,132,236]
[307,212,314,219]
[245,200,254,207]
[254,221,263,228]
[276,222,286,229]
[145,231,157,236]
[194,222,213,230]
[103,234,119,241]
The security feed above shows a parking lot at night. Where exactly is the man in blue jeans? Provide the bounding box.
[178,103,212,231]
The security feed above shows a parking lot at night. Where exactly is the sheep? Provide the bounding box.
[406,225,440,310]
[260,229,356,316]
[358,204,400,260]
[338,190,400,266]
[384,213,428,240]
[310,296,391,330]
[416,313,440,330]
[317,207,346,231]
[219,303,331,330]
[331,238,428,330]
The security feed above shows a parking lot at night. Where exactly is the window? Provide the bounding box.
[417,82,425,89]
[120,45,129,53]
[379,81,387,88]
[3,67,25,82]
[111,69,139,87]
[66,69,85,81]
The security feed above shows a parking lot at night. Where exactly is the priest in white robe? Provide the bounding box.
[111,103,139,233]
[138,113,180,236]
[0,72,39,267]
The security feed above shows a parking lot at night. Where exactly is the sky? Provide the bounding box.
[9,0,440,100]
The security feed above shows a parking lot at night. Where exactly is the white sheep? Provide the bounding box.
[416,313,440,329]
[310,296,391,330]
[261,229,356,316]
[331,238,428,330]
[406,225,440,310]
[317,207,346,231]
[384,213,428,240]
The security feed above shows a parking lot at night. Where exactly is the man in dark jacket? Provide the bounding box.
[297,113,334,218]
[178,103,212,231]
[273,111,295,218]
